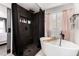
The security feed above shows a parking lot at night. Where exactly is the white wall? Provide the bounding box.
[0,4,7,18]
[7,8,12,53]
[0,3,11,9]
[74,4,79,45]
[74,4,79,14]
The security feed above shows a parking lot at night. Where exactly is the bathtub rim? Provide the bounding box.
[40,37,79,50]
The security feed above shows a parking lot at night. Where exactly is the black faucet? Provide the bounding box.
[59,31,65,46]
[60,31,65,40]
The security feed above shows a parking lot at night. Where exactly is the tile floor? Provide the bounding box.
[35,50,45,56]
[7,53,14,56]
[23,43,40,56]
[7,50,45,56]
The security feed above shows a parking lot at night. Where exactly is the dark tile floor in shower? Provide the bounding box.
[23,43,40,56]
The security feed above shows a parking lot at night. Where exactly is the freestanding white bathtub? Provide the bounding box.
[40,37,79,56]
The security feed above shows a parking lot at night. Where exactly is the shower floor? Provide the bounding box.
[23,43,40,56]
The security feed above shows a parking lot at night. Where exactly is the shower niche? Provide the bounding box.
[19,16,31,24]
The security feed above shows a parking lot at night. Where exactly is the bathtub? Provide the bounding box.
[40,37,79,56]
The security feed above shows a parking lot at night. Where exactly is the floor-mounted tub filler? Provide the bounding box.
[40,37,79,56]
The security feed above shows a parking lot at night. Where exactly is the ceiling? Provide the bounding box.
[1,3,67,12]
[17,3,66,13]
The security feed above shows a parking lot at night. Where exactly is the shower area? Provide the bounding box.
[12,3,44,56]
